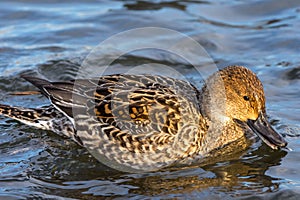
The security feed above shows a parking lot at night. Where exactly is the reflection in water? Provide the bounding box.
[24,135,287,198]
[0,0,299,199]
[124,0,187,11]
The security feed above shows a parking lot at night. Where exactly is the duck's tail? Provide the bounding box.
[0,104,82,145]
[0,104,45,128]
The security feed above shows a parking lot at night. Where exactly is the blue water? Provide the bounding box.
[0,0,299,199]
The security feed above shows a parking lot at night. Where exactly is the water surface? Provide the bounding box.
[0,0,299,199]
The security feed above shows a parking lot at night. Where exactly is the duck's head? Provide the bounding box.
[201,65,287,150]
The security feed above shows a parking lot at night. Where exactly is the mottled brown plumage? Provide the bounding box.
[0,66,287,172]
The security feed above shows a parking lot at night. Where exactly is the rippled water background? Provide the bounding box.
[0,0,299,199]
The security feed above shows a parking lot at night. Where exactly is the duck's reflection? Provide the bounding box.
[29,137,287,198]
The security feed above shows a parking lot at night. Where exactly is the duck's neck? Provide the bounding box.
[201,116,246,155]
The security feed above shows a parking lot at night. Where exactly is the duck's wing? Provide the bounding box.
[23,74,206,171]
[21,75,85,118]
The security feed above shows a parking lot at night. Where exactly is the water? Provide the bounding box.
[0,0,299,199]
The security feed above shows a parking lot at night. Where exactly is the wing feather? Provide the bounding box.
[23,74,205,171]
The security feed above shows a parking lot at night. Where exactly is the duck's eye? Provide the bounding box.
[243,96,250,101]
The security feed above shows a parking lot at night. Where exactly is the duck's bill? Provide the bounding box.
[247,114,287,150]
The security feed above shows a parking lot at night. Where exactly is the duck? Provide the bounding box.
[0,65,287,172]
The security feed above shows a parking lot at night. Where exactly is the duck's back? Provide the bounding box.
[24,74,206,172]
